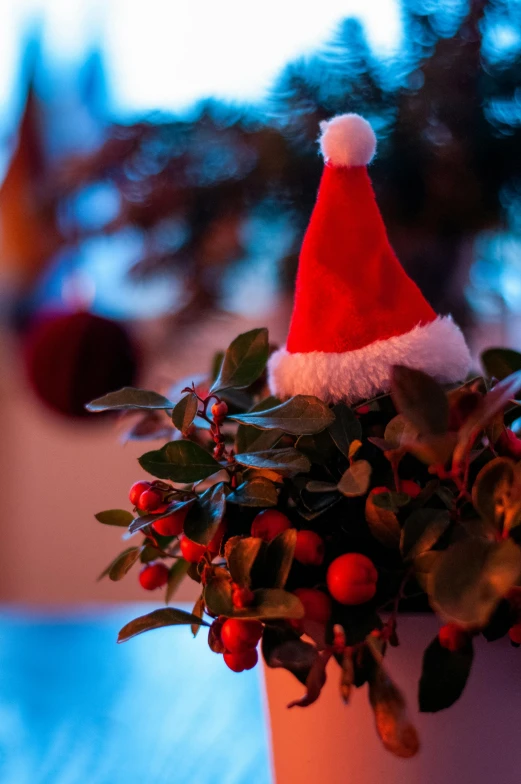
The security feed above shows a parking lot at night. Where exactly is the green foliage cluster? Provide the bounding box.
[89,329,521,757]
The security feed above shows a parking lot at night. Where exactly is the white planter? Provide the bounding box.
[263,615,521,784]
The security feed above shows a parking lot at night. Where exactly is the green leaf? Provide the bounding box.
[210,328,269,393]
[472,457,521,534]
[230,395,335,436]
[235,396,283,453]
[235,589,304,620]
[264,528,297,589]
[454,371,521,465]
[262,626,318,685]
[227,477,278,507]
[365,493,401,548]
[234,448,310,476]
[372,492,410,512]
[95,509,134,528]
[327,403,362,457]
[184,483,226,545]
[296,429,337,465]
[430,537,521,626]
[419,636,474,712]
[117,607,209,642]
[225,536,267,588]
[400,508,451,561]
[391,365,449,436]
[306,481,338,493]
[191,595,206,637]
[98,547,142,582]
[138,440,221,483]
[481,348,521,381]
[384,415,419,449]
[368,664,420,758]
[204,568,234,615]
[171,392,198,433]
[165,559,190,604]
[86,387,173,412]
[129,499,195,535]
[337,460,372,497]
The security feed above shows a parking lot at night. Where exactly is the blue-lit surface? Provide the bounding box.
[0,605,272,784]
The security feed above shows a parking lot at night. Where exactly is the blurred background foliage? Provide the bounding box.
[3,0,521,358]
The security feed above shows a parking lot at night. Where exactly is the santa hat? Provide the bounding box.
[268,113,471,404]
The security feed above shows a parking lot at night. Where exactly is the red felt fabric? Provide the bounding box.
[286,164,437,354]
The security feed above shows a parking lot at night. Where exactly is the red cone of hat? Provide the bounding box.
[268,114,471,403]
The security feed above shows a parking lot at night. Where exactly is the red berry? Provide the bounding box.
[509,623,521,645]
[179,536,207,563]
[224,648,258,672]
[137,488,163,512]
[221,619,263,653]
[138,562,169,590]
[401,480,421,498]
[293,588,331,623]
[438,623,468,652]
[232,586,255,609]
[129,481,151,506]
[294,530,324,566]
[151,506,188,537]
[211,401,228,420]
[327,553,378,605]
[251,510,292,542]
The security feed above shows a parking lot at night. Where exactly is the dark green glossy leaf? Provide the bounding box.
[225,536,267,588]
[117,607,209,642]
[391,365,449,436]
[365,493,401,548]
[328,403,362,457]
[210,328,269,393]
[98,547,142,582]
[454,371,521,465]
[204,568,234,615]
[430,537,521,626]
[184,483,226,545]
[234,448,310,476]
[172,392,198,433]
[419,636,474,712]
[231,395,335,436]
[86,387,173,412]
[481,348,521,381]
[471,457,521,534]
[138,440,221,482]
[95,509,133,528]
[337,460,372,497]
[227,477,278,507]
[165,558,190,604]
[129,499,195,535]
[306,481,338,493]
[262,626,318,686]
[372,492,410,512]
[296,429,337,465]
[234,589,304,620]
[191,595,206,637]
[368,663,420,758]
[235,397,283,453]
[265,528,297,589]
[400,508,451,561]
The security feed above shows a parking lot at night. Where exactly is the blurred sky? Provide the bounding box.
[0,0,401,122]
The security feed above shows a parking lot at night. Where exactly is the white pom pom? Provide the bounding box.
[319,114,377,167]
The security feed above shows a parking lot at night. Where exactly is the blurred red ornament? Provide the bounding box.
[22,310,138,419]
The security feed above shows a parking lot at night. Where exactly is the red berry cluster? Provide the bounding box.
[211,617,264,672]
